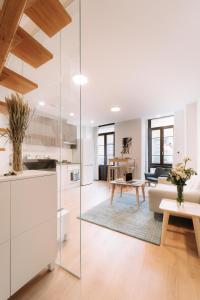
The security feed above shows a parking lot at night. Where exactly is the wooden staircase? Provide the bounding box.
[0,0,72,94]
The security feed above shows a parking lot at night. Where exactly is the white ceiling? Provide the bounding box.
[1,0,200,126]
[81,0,200,125]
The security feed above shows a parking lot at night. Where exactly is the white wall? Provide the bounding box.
[185,102,198,169]
[198,102,200,173]
[173,102,200,171]
[0,114,10,175]
[173,110,185,164]
[115,119,142,178]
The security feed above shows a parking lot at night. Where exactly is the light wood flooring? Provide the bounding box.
[11,181,200,300]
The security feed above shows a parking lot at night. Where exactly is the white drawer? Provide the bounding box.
[11,218,57,295]
[11,174,57,238]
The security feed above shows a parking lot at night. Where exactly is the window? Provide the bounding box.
[97,124,115,180]
[148,116,174,170]
[97,125,115,165]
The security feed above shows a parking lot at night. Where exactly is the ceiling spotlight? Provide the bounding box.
[72,74,88,86]
[69,112,75,117]
[90,120,94,124]
[38,101,45,106]
[111,106,120,112]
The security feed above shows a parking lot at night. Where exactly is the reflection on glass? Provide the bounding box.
[151,116,174,128]
[164,128,173,137]
[152,129,160,138]
[164,155,173,164]
[152,155,160,164]
[152,138,160,155]
[107,144,114,156]
[98,135,104,146]
[98,145,104,156]
[107,134,114,144]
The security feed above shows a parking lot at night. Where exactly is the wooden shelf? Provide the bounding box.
[0,67,38,94]
[25,0,72,37]
[0,148,6,151]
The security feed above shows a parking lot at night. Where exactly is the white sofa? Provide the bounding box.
[148,175,200,213]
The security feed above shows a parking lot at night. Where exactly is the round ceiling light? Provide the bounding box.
[72,74,88,86]
[69,112,75,117]
[38,101,45,106]
[110,106,121,112]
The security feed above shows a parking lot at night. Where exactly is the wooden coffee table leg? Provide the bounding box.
[161,212,170,245]
[141,184,145,202]
[192,217,200,256]
[135,187,140,208]
[111,184,115,205]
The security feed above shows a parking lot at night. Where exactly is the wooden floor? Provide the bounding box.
[11,181,200,300]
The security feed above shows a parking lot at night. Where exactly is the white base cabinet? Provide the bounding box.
[0,171,57,299]
[0,242,10,300]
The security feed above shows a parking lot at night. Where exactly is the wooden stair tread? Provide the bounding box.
[0,101,7,114]
[0,0,27,73]
[25,0,72,37]
[11,27,53,68]
[0,67,38,94]
[0,128,8,133]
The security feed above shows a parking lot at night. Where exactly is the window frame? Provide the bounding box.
[148,119,174,171]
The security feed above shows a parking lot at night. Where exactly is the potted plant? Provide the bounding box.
[167,157,197,206]
[1,93,31,173]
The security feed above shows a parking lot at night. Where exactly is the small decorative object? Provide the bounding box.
[167,157,197,207]
[121,137,132,155]
[1,94,31,173]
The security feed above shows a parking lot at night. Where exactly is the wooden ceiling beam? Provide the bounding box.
[0,0,27,74]
[0,67,38,94]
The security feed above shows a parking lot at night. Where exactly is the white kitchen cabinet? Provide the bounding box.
[0,171,57,299]
[0,182,10,245]
[57,164,80,191]
[11,218,57,294]
[11,175,57,238]
[0,182,10,300]
[0,242,10,300]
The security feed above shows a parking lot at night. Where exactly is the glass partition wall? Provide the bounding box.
[58,0,81,277]
[0,0,81,279]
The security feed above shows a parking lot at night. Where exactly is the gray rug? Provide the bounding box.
[81,193,163,245]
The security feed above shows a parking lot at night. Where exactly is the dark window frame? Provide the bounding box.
[148,119,173,171]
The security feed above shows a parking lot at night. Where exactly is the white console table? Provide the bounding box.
[0,171,57,299]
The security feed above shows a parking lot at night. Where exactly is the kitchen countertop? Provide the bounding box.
[56,162,80,165]
[0,170,56,183]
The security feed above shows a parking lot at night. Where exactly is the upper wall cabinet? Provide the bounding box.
[63,122,77,147]
[25,115,77,148]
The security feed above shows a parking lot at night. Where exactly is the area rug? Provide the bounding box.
[80,193,163,245]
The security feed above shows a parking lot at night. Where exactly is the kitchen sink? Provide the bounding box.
[23,159,57,171]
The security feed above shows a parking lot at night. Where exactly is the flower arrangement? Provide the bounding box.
[167,157,197,205]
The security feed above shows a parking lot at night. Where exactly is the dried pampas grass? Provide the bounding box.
[3,93,32,172]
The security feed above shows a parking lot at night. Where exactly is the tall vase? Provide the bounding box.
[13,142,23,173]
[177,184,184,207]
